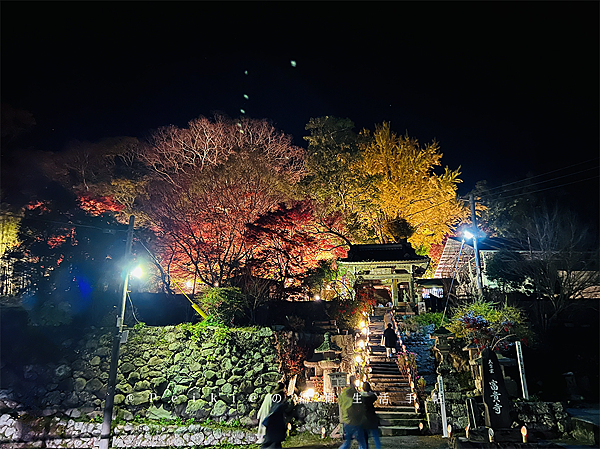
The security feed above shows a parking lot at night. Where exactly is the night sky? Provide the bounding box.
[2,3,598,225]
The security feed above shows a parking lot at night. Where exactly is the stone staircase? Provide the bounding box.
[367,308,423,436]
[311,319,339,334]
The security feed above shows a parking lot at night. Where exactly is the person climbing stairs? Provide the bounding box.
[366,307,423,436]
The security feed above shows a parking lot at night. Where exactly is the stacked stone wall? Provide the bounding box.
[0,414,261,448]
[0,324,350,446]
[1,324,282,441]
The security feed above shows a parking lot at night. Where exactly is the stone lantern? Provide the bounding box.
[430,326,455,371]
[304,333,343,396]
[463,342,482,393]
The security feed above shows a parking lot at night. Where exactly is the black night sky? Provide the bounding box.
[2,3,599,225]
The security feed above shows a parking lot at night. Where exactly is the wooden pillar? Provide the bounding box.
[391,278,399,307]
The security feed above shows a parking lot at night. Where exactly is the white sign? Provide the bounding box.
[515,341,529,400]
[329,372,347,388]
[438,375,448,438]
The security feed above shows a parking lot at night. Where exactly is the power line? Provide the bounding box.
[1,212,128,233]
[491,175,599,201]
[479,157,600,194]
[478,166,599,199]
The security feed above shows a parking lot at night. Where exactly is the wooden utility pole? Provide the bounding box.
[469,194,484,296]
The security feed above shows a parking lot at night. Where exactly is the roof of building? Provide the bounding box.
[341,242,428,263]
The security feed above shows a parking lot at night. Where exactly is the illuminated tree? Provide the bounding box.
[4,191,128,325]
[358,122,467,252]
[303,118,467,254]
[244,200,346,296]
[139,115,306,290]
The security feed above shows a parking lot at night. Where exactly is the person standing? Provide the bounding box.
[361,382,382,449]
[260,383,292,449]
[383,323,397,358]
[338,375,367,449]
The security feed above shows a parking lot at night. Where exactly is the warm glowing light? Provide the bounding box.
[361,327,368,335]
[488,428,494,443]
[464,230,474,240]
[358,340,365,349]
[521,426,528,443]
[419,422,424,431]
[186,280,193,289]
[321,427,326,438]
[360,321,366,328]
[355,355,363,364]
[465,424,470,439]
[130,266,143,278]
[287,423,292,430]
[314,295,321,301]
[447,424,452,437]
[303,388,315,398]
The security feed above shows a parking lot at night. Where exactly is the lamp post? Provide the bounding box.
[99,215,134,449]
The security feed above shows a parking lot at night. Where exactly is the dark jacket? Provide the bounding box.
[383,327,397,348]
[361,392,380,430]
[262,398,293,444]
[339,386,366,426]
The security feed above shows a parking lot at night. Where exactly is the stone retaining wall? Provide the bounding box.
[0,413,260,448]
[1,324,282,425]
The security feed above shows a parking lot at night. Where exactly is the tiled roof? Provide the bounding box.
[342,242,428,263]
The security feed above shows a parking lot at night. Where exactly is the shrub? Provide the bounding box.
[196,287,246,326]
[447,299,533,351]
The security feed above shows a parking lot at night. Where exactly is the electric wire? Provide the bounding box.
[485,175,599,201]
[135,235,207,318]
[127,291,142,324]
[478,157,600,194]
[477,166,599,199]
[0,212,127,233]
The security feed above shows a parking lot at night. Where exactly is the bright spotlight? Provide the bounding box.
[130,266,143,278]
[463,230,474,240]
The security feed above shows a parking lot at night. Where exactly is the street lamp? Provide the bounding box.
[99,215,134,449]
[468,194,484,296]
[464,228,483,296]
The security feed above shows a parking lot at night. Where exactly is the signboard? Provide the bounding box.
[515,341,529,400]
[481,348,512,429]
[437,375,448,438]
[329,372,347,388]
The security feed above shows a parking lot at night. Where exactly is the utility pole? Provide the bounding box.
[469,194,484,296]
[99,215,134,449]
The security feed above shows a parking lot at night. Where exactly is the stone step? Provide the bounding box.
[369,364,401,371]
[371,382,411,389]
[369,379,409,386]
[369,373,407,378]
[375,405,417,413]
[380,417,422,427]
[379,425,421,436]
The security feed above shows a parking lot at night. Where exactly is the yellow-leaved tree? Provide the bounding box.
[359,122,467,253]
